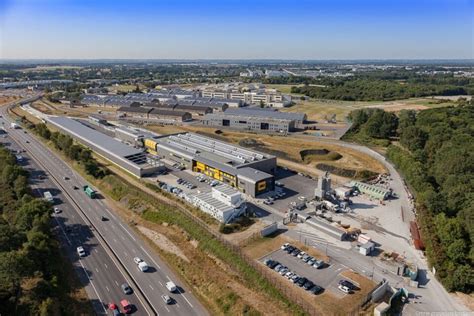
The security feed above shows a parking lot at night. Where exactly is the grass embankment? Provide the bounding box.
[14,111,307,315]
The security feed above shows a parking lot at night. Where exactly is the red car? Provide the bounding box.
[120,299,132,314]
[108,303,121,316]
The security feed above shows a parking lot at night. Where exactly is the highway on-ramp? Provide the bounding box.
[0,105,207,316]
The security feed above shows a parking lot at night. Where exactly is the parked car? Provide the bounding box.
[339,280,355,289]
[268,260,279,269]
[303,280,314,290]
[302,254,311,262]
[264,258,274,266]
[274,264,283,272]
[279,267,289,275]
[291,275,300,283]
[338,284,351,294]
[297,251,306,259]
[281,243,290,250]
[53,207,61,214]
[313,260,324,269]
[307,258,317,266]
[291,249,301,256]
[296,277,307,287]
[285,271,294,279]
[285,246,295,253]
[263,199,273,205]
[310,284,324,295]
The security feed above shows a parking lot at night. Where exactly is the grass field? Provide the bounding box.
[281,97,459,122]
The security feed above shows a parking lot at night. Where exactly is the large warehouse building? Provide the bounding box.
[47,116,163,177]
[201,108,307,133]
[145,132,276,197]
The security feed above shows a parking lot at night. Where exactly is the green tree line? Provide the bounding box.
[0,145,66,315]
[346,101,474,292]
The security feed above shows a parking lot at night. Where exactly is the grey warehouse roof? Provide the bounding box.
[224,108,306,121]
[47,116,143,158]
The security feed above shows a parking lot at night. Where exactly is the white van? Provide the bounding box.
[138,261,149,272]
[166,281,177,292]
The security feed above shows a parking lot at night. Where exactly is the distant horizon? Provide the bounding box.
[1,0,472,60]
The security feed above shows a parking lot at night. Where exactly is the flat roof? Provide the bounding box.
[118,106,151,113]
[47,116,143,158]
[203,113,292,123]
[236,167,273,183]
[224,108,306,121]
[193,191,235,213]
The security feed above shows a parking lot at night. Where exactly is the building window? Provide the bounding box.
[261,123,269,130]
[223,119,230,126]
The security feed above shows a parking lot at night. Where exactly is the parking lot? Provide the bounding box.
[260,246,355,298]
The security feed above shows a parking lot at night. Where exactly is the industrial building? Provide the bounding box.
[117,106,192,122]
[115,126,144,146]
[225,108,306,127]
[201,108,306,133]
[202,113,295,133]
[350,180,391,200]
[145,132,276,197]
[47,116,163,177]
[0,79,73,89]
[200,86,291,107]
[191,184,245,223]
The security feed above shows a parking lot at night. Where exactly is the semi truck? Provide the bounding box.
[83,185,96,198]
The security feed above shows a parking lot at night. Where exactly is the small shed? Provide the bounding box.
[360,241,375,256]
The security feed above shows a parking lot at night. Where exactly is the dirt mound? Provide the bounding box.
[300,149,343,162]
[239,138,264,148]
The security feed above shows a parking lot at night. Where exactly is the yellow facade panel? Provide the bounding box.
[144,139,157,151]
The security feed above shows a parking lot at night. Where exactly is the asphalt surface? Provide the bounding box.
[0,104,207,316]
[0,133,147,315]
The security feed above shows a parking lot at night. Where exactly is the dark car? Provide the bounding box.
[268,261,279,269]
[285,246,295,253]
[264,259,274,267]
[310,284,324,295]
[296,277,307,287]
[303,280,314,290]
[121,283,133,295]
[339,280,355,289]
[291,249,300,257]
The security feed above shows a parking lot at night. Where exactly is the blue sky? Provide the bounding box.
[0,0,472,59]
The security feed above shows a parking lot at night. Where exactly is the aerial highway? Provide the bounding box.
[0,130,150,315]
[0,103,207,316]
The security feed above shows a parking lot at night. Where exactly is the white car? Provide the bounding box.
[281,243,289,250]
[77,246,86,257]
[297,251,306,259]
[298,196,306,201]
[133,257,143,265]
[53,207,61,214]
[166,281,177,292]
[138,261,149,272]
[161,294,172,304]
[338,284,351,294]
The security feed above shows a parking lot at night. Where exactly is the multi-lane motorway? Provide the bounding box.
[0,104,207,316]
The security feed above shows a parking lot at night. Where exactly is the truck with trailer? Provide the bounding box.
[83,185,97,199]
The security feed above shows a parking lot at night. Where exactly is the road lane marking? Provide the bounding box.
[164,305,170,313]
[119,223,136,241]
[140,246,162,269]
[115,280,119,286]
[159,281,163,286]
[149,284,154,290]
[95,249,99,254]
[106,286,110,292]
[95,267,99,273]
[79,260,107,313]
[124,251,128,256]
[113,238,117,243]
[104,263,108,269]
